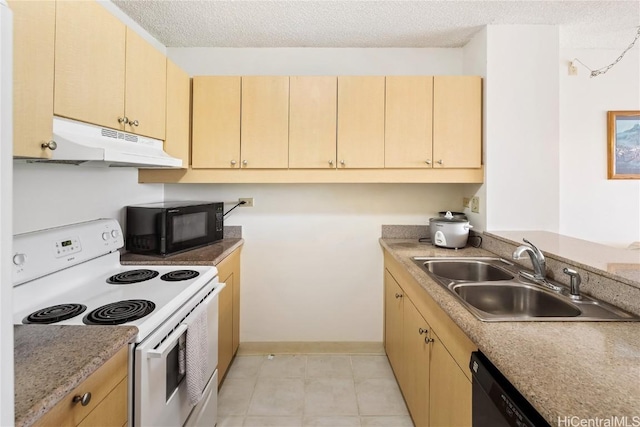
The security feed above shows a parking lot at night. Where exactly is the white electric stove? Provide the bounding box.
[12,219,223,426]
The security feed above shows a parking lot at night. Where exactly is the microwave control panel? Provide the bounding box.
[215,204,223,232]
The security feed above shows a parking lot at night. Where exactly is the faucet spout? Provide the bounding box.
[512,239,547,281]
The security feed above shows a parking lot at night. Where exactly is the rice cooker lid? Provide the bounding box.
[430,211,468,224]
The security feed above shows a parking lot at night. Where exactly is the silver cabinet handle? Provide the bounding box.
[118,116,129,124]
[437,160,443,165]
[394,293,403,299]
[130,119,139,127]
[328,160,334,166]
[425,160,431,165]
[418,328,428,335]
[41,140,57,151]
[242,160,248,166]
[231,160,237,166]
[424,337,434,344]
[340,160,345,166]
[73,392,92,406]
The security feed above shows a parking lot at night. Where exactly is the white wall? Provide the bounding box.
[13,163,163,234]
[559,48,640,246]
[0,1,13,422]
[484,26,560,232]
[166,184,466,342]
[167,47,467,342]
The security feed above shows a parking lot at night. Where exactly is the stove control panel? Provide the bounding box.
[54,237,82,258]
[12,219,125,287]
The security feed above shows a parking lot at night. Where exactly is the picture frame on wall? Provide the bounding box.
[608,110,640,179]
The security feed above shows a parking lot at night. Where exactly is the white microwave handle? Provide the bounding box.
[147,323,188,359]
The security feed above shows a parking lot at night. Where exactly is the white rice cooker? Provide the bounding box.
[429,211,473,249]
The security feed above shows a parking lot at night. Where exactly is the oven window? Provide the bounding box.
[172,212,208,243]
[166,334,186,401]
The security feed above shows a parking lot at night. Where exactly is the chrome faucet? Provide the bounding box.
[563,268,582,300]
[512,239,562,291]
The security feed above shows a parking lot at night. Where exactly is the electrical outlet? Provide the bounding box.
[568,62,578,76]
[463,197,471,208]
[471,196,480,213]
[239,198,254,207]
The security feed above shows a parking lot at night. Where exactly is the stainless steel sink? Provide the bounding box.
[419,258,514,282]
[411,257,640,322]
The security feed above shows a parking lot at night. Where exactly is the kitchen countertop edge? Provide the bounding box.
[379,238,640,425]
[14,325,138,427]
[120,238,244,266]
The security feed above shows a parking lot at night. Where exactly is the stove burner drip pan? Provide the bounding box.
[23,303,87,324]
[161,270,200,282]
[107,269,159,284]
[83,299,156,325]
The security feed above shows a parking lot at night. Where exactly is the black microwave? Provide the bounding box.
[125,201,224,256]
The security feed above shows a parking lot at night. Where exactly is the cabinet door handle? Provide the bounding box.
[230,160,237,166]
[118,116,129,124]
[425,337,434,344]
[73,392,92,406]
[394,293,403,299]
[340,160,345,167]
[418,328,428,335]
[130,119,139,127]
[425,160,431,165]
[328,160,334,166]
[437,159,443,165]
[242,160,248,167]
[41,140,57,151]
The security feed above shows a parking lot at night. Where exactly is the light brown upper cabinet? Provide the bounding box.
[337,76,385,168]
[385,76,434,168]
[164,60,191,168]
[10,0,56,158]
[124,28,166,140]
[289,76,337,169]
[54,1,166,140]
[191,76,241,169]
[241,76,290,169]
[433,76,482,168]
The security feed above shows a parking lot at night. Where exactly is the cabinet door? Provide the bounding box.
[218,271,234,385]
[432,76,482,169]
[10,0,55,159]
[385,76,433,168]
[403,298,431,427]
[124,28,166,140]
[54,0,126,130]
[77,378,128,427]
[384,270,404,382]
[192,76,241,169]
[337,76,385,168]
[164,60,190,168]
[241,76,289,168]
[429,331,472,427]
[289,76,337,169]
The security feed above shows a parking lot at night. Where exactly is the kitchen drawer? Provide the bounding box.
[34,346,128,427]
[77,378,127,427]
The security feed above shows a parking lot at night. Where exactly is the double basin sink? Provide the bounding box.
[412,257,640,321]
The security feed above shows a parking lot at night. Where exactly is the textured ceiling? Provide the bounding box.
[112,1,640,49]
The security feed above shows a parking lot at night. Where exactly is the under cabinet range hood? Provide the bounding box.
[24,117,182,168]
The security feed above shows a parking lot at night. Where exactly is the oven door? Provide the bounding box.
[135,283,222,427]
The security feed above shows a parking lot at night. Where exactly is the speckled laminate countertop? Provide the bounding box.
[14,325,138,427]
[380,238,640,425]
[120,238,243,266]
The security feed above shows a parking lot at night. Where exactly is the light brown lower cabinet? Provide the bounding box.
[35,346,128,427]
[217,247,242,385]
[384,250,476,427]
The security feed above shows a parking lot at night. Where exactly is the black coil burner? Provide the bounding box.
[107,269,159,284]
[23,303,87,324]
[160,270,200,282]
[83,300,155,325]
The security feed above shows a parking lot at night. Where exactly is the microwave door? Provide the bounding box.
[165,208,213,254]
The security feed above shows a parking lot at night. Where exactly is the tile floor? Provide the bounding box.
[217,354,413,427]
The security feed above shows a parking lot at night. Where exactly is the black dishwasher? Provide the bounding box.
[469,352,551,427]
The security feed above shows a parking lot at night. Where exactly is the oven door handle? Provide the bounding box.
[146,324,188,359]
